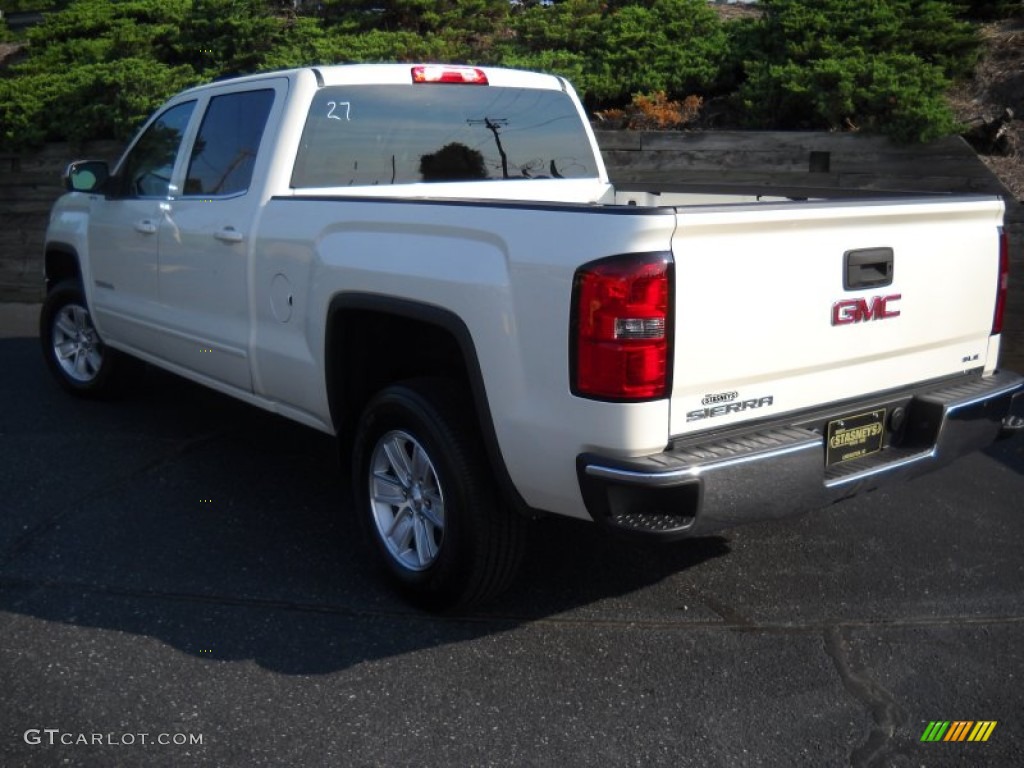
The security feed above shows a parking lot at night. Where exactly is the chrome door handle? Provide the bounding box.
[134,220,157,235]
[214,227,244,243]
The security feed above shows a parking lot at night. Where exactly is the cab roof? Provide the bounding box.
[177,63,568,97]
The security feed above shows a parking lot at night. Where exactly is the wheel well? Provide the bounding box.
[326,296,540,520]
[328,307,473,441]
[44,247,81,293]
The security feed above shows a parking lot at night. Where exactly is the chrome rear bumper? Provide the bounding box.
[578,370,1024,539]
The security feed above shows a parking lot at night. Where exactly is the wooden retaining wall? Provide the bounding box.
[0,141,121,302]
[596,130,1015,194]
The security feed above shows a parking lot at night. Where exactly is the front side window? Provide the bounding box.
[117,101,195,198]
[185,89,275,197]
[291,85,598,188]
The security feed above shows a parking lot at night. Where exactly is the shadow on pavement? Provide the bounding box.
[985,433,1024,475]
[0,336,730,675]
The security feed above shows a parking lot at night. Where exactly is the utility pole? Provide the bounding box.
[468,118,510,179]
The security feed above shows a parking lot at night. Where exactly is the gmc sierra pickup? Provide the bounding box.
[41,64,1024,610]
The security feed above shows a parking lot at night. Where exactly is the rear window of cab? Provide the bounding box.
[291,84,599,188]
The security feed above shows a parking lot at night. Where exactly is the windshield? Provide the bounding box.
[291,84,599,187]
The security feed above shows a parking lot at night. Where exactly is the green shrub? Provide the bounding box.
[0,1,60,11]
[739,53,958,142]
[318,29,458,64]
[732,0,978,142]
[0,60,198,147]
[595,0,726,101]
[318,0,510,61]
[958,0,1022,19]
[503,0,726,103]
[176,0,323,77]
[0,0,327,148]
[0,0,993,149]
[499,0,606,95]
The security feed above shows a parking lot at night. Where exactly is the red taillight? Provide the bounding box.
[571,253,672,401]
[993,228,1010,335]
[411,66,488,85]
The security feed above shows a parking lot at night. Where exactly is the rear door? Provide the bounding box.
[154,82,281,391]
[667,197,1005,437]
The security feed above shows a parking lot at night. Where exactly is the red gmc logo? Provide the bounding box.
[832,294,901,326]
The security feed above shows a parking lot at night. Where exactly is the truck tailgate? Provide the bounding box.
[669,196,1005,437]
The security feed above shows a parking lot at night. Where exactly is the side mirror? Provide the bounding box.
[64,160,110,193]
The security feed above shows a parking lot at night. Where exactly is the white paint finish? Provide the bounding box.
[43,64,1012,524]
[269,273,293,323]
[85,197,163,349]
[155,194,254,390]
[667,199,1005,436]
[986,335,1002,374]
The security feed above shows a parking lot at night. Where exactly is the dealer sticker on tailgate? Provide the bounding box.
[826,409,886,465]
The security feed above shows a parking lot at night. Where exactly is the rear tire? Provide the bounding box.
[352,378,525,612]
[39,279,123,397]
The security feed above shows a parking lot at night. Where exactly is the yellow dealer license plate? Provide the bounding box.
[826,409,886,466]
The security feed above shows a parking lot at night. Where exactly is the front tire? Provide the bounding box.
[352,379,525,612]
[39,279,122,397]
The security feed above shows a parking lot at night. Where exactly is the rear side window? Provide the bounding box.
[185,89,275,197]
[291,85,598,187]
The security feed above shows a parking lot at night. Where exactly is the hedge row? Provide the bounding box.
[0,0,1011,148]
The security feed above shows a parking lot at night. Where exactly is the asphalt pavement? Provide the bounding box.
[1,302,1023,767]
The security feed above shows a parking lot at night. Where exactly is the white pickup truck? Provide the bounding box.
[42,64,1024,610]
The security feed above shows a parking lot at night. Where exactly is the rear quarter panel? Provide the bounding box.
[252,197,679,518]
